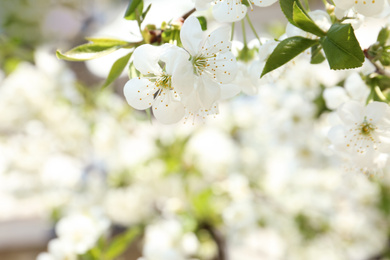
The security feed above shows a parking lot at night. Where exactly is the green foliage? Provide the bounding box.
[291,2,326,37]
[237,45,258,63]
[56,40,133,61]
[310,44,326,64]
[104,227,142,259]
[124,0,144,21]
[102,52,133,89]
[261,37,318,77]
[320,23,364,70]
[377,27,390,46]
[191,189,220,225]
[294,213,329,241]
[197,16,207,31]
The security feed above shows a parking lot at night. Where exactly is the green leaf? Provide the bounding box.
[104,227,142,259]
[56,44,123,61]
[124,0,143,21]
[85,38,130,46]
[142,3,152,20]
[261,36,318,77]
[292,2,326,37]
[377,27,390,46]
[320,23,364,70]
[280,0,307,26]
[310,44,326,64]
[197,16,207,31]
[102,52,133,89]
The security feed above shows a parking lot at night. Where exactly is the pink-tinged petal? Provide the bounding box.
[214,51,237,84]
[133,44,163,75]
[203,26,232,55]
[180,16,203,56]
[355,0,385,16]
[153,91,185,124]
[252,0,278,7]
[123,78,156,110]
[212,0,247,22]
[365,101,389,123]
[337,100,364,125]
[220,83,240,99]
[197,76,221,109]
[333,0,354,10]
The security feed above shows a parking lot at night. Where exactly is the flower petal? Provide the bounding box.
[123,78,156,110]
[197,76,221,109]
[220,83,240,99]
[252,0,278,7]
[365,101,389,123]
[180,16,203,56]
[193,0,212,10]
[133,44,164,75]
[323,86,348,110]
[214,51,238,84]
[333,0,354,10]
[355,0,385,16]
[153,91,185,124]
[337,100,364,125]
[212,0,247,22]
[202,26,232,55]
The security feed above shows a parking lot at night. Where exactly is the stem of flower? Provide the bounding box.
[245,15,261,45]
[182,8,196,20]
[241,19,247,46]
[231,22,235,41]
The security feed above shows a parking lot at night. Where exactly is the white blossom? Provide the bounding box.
[333,0,386,17]
[328,101,390,172]
[124,44,189,124]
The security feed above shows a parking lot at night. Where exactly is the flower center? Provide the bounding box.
[360,120,375,136]
[191,54,216,76]
[154,73,172,89]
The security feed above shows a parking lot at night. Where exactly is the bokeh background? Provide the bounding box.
[1,1,390,260]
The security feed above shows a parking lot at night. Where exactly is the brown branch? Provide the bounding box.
[200,223,227,260]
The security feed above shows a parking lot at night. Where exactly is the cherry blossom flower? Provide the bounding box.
[123,44,189,124]
[177,16,238,115]
[193,0,277,23]
[333,0,386,17]
[328,101,390,171]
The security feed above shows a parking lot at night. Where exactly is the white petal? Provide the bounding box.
[365,101,389,123]
[212,1,247,22]
[193,0,212,10]
[197,76,221,109]
[355,0,385,16]
[253,0,278,7]
[160,46,194,96]
[180,16,203,56]
[153,91,185,124]
[328,125,346,147]
[344,73,369,102]
[203,26,232,55]
[220,83,240,99]
[323,86,349,110]
[133,44,164,75]
[333,0,354,10]
[337,100,365,125]
[213,52,238,84]
[123,78,156,110]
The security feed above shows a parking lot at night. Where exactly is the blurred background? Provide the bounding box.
[1,1,390,260]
